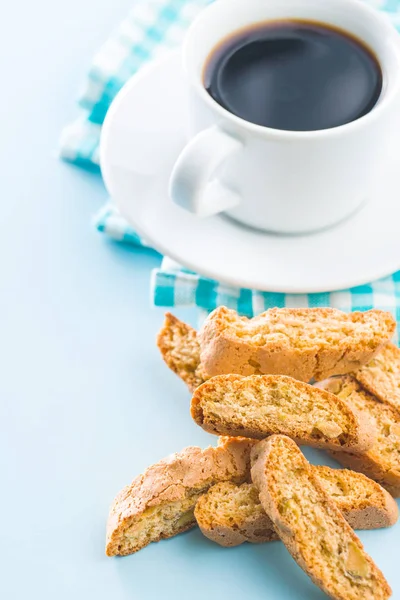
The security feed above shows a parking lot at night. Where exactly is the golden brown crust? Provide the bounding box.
[199,306,396,381]
[317,376,400,497]
[353,343,400,414]
[195,469,398,547]
[197,521,277,547]
[251,436,392,600]
[105,439,254,556]
[156,313,204,391]
[191,374,375,452]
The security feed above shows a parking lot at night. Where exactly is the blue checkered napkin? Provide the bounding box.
[94,203,154,247]
[60,0,212,167]
[62,0,400,320]
[152,257,400,339]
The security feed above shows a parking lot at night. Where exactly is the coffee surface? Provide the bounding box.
[204,20,382,131]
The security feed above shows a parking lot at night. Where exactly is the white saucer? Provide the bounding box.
[100,51,400,293]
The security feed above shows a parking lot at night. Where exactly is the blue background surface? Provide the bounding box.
[0,1,398,598]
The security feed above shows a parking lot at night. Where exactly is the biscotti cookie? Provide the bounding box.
[105,439,254,556]
[353,343,400,414]
[157,313,204,391]
[199,306,395,381]
[317,376,400,497]
[315,466,398,529]
[195,469,398,547]
[191,374,374,452]
[195,481,276,546]
[251,436,391,600]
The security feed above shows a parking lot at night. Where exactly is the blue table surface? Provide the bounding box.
[1,1,399,598]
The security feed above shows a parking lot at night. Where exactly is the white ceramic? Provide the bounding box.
[169,0,400,234]
[100,51,400,293]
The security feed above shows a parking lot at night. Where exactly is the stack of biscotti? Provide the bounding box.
[106,433,398,556]
[106,306,399,599]
[158,307,400,495]
[105,433,397,598]
[195,467,398,547]
[106,437,255,556]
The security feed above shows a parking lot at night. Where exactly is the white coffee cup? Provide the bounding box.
[169,0,400,234]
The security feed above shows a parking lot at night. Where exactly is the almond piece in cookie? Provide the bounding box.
[199,306,396,381]
[191,374,374,452]
[105,439,254,556]
[251,435,391,600]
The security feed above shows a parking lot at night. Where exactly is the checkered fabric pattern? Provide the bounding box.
[94,203,153,247]
[60,0,212,167]
[62,0,400,320]
[153,257,400,329]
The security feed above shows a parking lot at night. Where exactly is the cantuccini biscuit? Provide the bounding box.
[106,438,254,556]
[251,436,391,600]
[199,306,395,381]
[191,374,375,452]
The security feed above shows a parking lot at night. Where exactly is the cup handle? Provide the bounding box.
[169,125,243,217]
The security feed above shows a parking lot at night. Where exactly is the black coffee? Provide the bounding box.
[204,20,382,131]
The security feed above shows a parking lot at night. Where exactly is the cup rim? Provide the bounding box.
[182,0,400,140]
